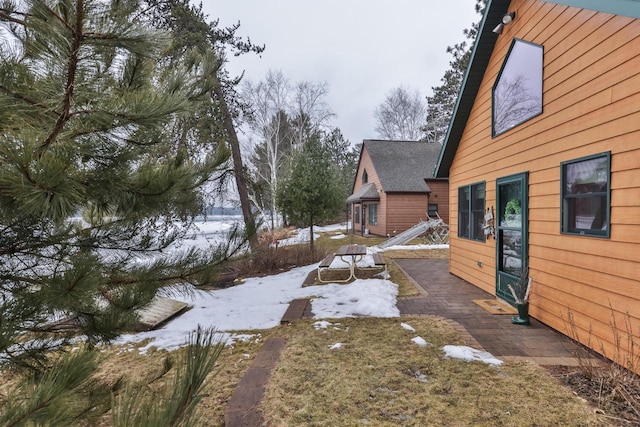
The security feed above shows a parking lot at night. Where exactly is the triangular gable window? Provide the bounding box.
[492,39,543,137]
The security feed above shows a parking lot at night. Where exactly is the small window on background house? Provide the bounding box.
[362,169,368,184]
[458,182,485,241]
[369,204,378,226]
[354,205,360,224]
[428,204,438,217]
[492,39,543,136]
[561,152,610,238]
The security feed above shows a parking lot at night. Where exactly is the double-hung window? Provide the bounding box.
[458,182,485,241]
[561,152,610,237]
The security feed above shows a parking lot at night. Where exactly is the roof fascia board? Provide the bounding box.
[543,0,640,19]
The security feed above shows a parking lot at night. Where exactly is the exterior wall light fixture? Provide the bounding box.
[492,11,516,35]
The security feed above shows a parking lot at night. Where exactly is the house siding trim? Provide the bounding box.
[544,0,640,19]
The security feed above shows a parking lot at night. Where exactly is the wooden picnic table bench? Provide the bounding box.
[317,244,386,283]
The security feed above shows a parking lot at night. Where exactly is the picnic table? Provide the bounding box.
[317,244,386,283]
[335,244,367,281]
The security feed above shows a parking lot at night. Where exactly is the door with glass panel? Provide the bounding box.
[496,173,528,304]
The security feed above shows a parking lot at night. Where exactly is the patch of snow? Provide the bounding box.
[310,280,399,319]
[400,322,416,332]
[411,336,429,347]
[115,264,398,352]
[313,321,334,329]
[376,270,391,280]
[442,345,503,366]
[328,343,346,349]
[278,223,349,246]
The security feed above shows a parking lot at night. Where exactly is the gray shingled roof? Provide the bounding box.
[363,140,442,193]
[346,182,380,203]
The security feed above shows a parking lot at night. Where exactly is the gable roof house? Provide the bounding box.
[435,0,640,369]
[348,140,448,237]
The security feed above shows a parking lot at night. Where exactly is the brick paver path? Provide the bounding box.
[395,258,584,363]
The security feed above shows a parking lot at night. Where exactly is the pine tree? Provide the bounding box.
[424,0,487,144]
[276,136,343,254]
[0,0,235,373]
[142,0,266,250]
[322,127,358,205]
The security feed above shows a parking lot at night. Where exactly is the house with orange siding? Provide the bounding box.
[348,140,448,237]
[434,0,640,368]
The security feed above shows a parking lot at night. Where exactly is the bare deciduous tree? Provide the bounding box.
[241,70,334,228]
[374,86,427,141]
[291,80,334,148]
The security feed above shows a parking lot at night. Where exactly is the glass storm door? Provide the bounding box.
[496,173,528,304]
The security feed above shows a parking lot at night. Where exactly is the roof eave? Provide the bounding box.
[346,196,380,204]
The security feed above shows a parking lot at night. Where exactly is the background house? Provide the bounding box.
[348,140,448,237]
[434,0,640,368]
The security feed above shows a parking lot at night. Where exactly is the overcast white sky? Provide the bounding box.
[203,1,480,146]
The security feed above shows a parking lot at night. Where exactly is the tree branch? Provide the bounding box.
[37,0,84,158]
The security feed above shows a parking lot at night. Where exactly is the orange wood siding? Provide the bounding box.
[383,194,429,236]
[448,0,640,364]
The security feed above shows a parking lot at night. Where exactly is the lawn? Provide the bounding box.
[94,316,607,426]
[262,317,606,426]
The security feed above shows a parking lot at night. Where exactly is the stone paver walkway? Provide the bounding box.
[224,337,286,427]
[395,258,587,365]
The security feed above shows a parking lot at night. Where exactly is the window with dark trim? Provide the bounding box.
[354,205,360,224]
[561,152,610,238]
[458,182,485,241]
[368,204,378,226]
[428,203,438,218]
[362,169,368,184]
[492,39,543,137]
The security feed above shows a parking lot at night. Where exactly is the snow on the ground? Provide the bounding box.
[116,263,398,352]
[115,221,502,365]
[411,336,430,347]
[442,345,504,366]
[401,322,416,332]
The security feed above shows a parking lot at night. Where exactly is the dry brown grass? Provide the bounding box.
[383,247,449,260]
[262,317,608,427]
[42,316,609,427]
[89,331,280,426]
